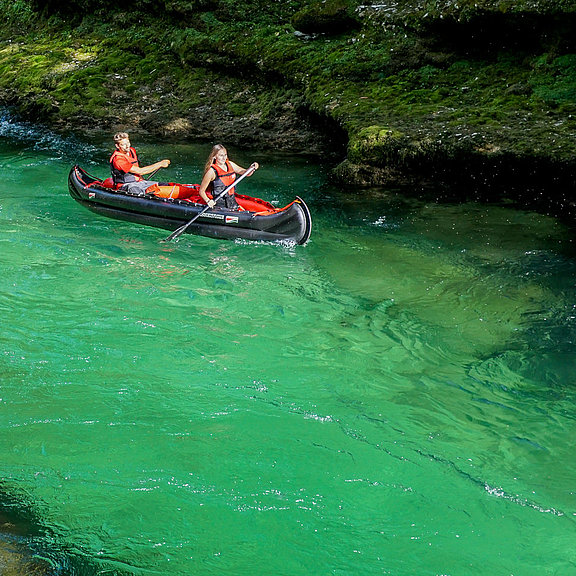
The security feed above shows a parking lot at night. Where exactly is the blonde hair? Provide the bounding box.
[203,144,226,175]
[114,132,130,144]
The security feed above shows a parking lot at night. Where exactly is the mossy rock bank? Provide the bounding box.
[1,0,576,213]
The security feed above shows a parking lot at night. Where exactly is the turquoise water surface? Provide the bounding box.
[1,113,575,575]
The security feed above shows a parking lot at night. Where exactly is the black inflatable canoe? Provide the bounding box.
[67,165,312,245]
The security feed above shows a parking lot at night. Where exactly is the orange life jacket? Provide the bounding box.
[110,147,139,185]
[212,160,236,198]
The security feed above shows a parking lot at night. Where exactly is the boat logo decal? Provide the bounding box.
[225,216,239,224]
[89,192,96,199]
[202,213,225,221]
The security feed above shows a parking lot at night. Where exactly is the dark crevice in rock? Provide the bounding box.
[424,13,576,56]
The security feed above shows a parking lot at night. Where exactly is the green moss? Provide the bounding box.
[291,0,359,34]
[348,126,405,162]
[0,0,36,29]
[530,53,576,107]
[1,0,576,182]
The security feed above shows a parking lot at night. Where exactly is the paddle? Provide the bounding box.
[164,164,256,242]
[147,167,161,180]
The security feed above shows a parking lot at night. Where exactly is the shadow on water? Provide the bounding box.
[312,183,576,390]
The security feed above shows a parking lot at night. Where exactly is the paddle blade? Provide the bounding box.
[164,224,187,242]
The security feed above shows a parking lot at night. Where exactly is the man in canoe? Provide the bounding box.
[110,132,171,195]
[198,144,259,210]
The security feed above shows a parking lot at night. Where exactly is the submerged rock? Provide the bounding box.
[0,539,50,576]
[0,513,50,576]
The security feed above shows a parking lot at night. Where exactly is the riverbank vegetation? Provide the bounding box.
[1,0,576,209]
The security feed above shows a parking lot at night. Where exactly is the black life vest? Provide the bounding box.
[110,147,139,185]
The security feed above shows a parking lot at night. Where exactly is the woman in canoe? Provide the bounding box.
[198,144,259,210]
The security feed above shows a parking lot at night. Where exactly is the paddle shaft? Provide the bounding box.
[164,165,256,242]
[147,167,161,180]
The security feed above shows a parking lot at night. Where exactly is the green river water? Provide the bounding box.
[1,112,575,575]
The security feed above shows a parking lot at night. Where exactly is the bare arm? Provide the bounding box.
[230,161,259,175]
[198,170,216,208]
[130,159,171,176]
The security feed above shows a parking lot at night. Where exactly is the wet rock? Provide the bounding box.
[0,539,50,575]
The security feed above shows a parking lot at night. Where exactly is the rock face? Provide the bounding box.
[1,0,576,211]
